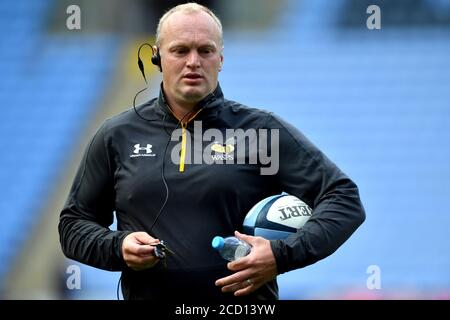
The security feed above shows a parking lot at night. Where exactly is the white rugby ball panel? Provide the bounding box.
[266,195,312,229]
[243,193,312,240]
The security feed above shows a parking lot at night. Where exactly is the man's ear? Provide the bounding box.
[219,54,224,71]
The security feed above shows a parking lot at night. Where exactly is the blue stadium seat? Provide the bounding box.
[220,0,450,298]
[0,0,120,290]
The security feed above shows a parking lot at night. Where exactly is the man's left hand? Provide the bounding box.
[215,230,278,296]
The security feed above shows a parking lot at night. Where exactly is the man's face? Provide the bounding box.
[159,11,223,107]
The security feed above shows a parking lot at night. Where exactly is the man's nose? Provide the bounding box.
[186,51,200,68]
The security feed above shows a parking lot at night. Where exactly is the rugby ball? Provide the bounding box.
[243,193,312,240]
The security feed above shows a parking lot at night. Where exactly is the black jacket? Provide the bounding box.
[59,85,365,300]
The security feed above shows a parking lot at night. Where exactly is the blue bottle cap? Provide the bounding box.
[212,236,224,250]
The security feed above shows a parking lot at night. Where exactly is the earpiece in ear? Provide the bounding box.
[151,47,162,72]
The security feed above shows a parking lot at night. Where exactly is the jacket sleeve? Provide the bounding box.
[268,114,366,274]
[58,121,131,271]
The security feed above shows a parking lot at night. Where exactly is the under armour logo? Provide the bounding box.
[134,144,152,154]
[130,143,155,158]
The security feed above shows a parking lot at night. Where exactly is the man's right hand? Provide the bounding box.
[122,232,161,271]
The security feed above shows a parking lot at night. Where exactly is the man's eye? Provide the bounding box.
[200,48,213,55]
[170,48,188,55]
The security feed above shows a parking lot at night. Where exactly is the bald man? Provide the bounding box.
[59,3,365,301]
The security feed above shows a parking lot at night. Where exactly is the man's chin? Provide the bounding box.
[182,89,208,103]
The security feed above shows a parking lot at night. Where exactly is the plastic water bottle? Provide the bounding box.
[211,236,251,261]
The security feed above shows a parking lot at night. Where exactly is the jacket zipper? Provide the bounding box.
[164,94,215,172]
[179,122,188,172]
[177,108,204,172]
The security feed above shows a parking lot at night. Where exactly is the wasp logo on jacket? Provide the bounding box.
[170,121,280,175]
[130,144,156,158]
[211,137,235,161]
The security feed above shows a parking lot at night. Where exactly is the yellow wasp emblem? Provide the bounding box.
[211,137,235,154]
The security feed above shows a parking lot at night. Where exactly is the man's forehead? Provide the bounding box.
[166,38,218,48]
[160,11,221,45]
[164,10,217,29]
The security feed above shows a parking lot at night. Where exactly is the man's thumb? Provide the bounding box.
[234,230,254,244]
[134,232,157,245]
